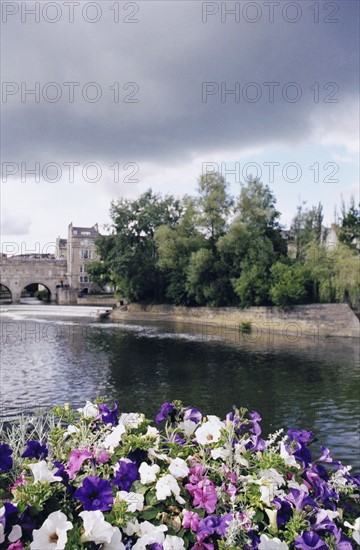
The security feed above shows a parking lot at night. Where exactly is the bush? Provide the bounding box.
[270,262,311,307]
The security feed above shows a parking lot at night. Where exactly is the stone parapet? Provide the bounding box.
[111,303,360,338]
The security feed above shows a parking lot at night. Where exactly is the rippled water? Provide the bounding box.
[1,305,359,471]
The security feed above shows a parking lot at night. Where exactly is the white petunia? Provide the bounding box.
[80,510,116,544]
[8,524,22,543]
[163,534,186,549]
[178,419,197,437]
[145,426,160,438]
[139,462,160,484]
[148,447,168,462]
[195,415,225,445]
[119,412,144,429]
[0,508,5,544]
[211,446,231,460]
[155,474,185,504]
[101,527,126,550]
[264,509,278,532]
[66,424,79,434]
[30,511,73,550]
[132,521,167,549]
[280,443,300,469]
[168,457,189,479]
[123,519,139,537]
[234,439,250,467]
[28,461,62,484]
[258,470,285,507]
[259,469,285,487]
[344,517,360,544]
[103,423,126,452]
[258,534,289,549]
[115,491,144,512]
[78,401,99,418]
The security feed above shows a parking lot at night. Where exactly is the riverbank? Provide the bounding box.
[110,303,360,338]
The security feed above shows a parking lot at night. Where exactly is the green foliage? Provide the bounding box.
[232,263,271,307]
[239,321,251,333]
[34,289,50,301]
[197,171,233,248]
[305,242,360,308]
[92,173,357,310]
[96,189,181,303]
[339,196,360,250]
[290,202,324,260]
[155,196,205,305]
[270,261,311,307]
[85,260,113,288]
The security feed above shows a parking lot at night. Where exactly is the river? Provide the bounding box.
[0,304,359,472]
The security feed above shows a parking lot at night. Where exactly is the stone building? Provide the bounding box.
[55,223,101,293]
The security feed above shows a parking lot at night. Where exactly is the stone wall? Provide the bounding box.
[77,295,117,306]
[110,303,360,338]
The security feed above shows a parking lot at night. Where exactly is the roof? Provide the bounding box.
[72,225,99,236]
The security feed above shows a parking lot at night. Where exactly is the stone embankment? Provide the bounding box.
[110,303,360,338]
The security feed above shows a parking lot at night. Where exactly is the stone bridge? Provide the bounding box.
[0,257,67,303]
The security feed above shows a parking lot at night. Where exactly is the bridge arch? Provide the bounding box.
[0,283,12,303]
[20,282,52,303]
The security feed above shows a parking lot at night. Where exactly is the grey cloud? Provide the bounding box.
[1,1,359,168]
[0,210,32,235]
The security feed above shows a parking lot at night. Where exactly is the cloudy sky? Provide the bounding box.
[1,0,359,252]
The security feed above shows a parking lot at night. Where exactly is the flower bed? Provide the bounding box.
[0,399,359,549]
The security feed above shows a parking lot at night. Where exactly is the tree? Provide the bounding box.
[197,172,233,252]
[155,196,205,305]
[305,242,360,308]
[225,178,287,306]
[270,261,311,307]
[95,190,181,302]
[338,197,360,251]
[290,202,324,260]
[86,261,114,289]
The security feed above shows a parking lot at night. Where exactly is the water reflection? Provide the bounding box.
[0,308,359,471]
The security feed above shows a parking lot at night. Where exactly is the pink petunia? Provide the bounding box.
[67,449,92,479]
[10,472,26,492]
[188,463,207,485]
[182,509,201,532]
[192,479,218,514]
[96,450,110,464]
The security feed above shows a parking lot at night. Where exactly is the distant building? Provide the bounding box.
[55,223,101,293]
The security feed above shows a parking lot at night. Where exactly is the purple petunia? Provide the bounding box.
[184,406,202,424]
[197,513,233,542]
[21,440,48,460]
[0,443,13,471]
[98,401,119,426]
[285,488,317,511]
[155,402,175,424]
[112,459,139,491]
[294,531,328,549]
[74,475,113,511]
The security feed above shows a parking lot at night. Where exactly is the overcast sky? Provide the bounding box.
[1,0,359,253]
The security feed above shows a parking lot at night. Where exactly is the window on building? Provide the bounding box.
[80,276,83,283]
[83,276,89,283]
[80,250,92,260]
